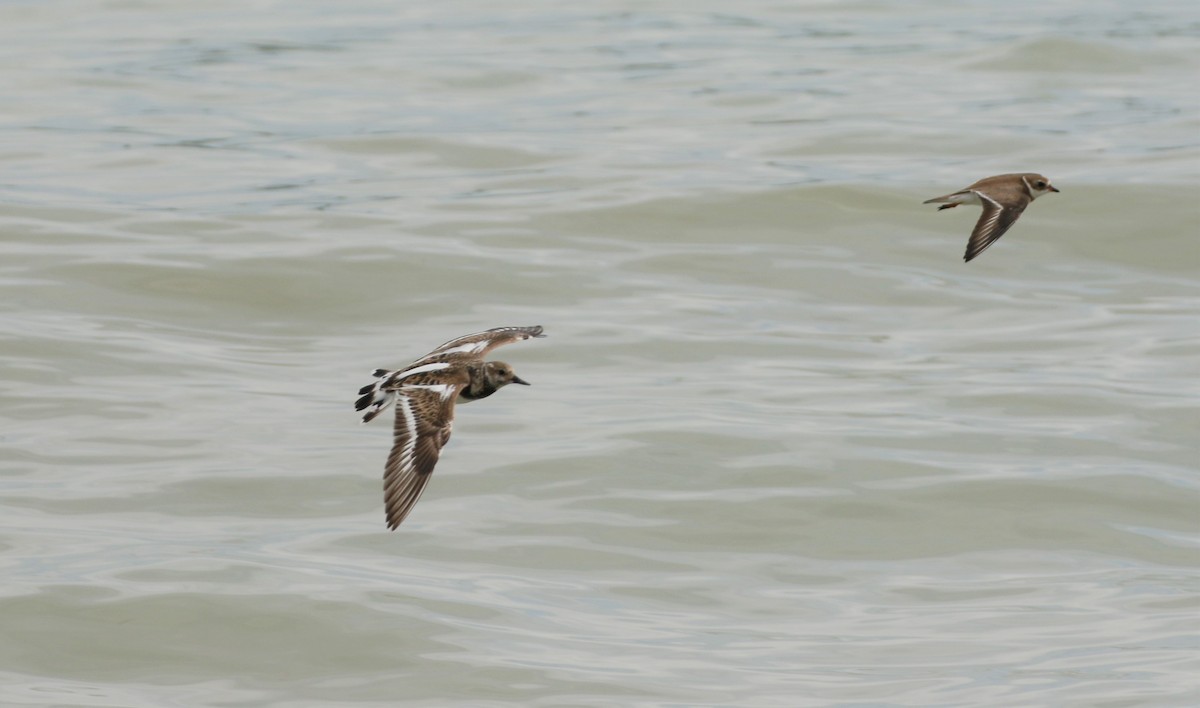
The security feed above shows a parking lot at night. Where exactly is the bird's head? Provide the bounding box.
[1025,174,1060,199]
[484,361,530,388]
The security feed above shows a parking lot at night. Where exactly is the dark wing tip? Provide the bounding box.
[489,325,545,343]
[383,467,434,530]
[963,231,989,263]
[498,325,543,338]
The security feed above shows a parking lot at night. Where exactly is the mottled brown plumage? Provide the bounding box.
[356,326,544,529]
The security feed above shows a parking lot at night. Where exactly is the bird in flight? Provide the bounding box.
[355,325,545,529]
[924,173,1060,262]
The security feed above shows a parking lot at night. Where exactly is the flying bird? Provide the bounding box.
[924,173,1060,262]
[355,325,544,529]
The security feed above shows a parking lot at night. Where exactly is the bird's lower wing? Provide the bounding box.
[964,194,1026,262]
[383,387,459,529]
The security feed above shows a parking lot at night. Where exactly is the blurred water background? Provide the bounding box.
[2,1,1198,706]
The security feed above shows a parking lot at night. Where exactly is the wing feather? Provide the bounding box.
[411,325,545,365]
[964,193,1027,263]
[358,325,546,528]
[382,386,462,529]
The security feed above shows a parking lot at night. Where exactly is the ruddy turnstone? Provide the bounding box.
[355,325,545,529]
[924,173,1060,262]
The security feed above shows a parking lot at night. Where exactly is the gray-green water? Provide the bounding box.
[2,1,1198,706]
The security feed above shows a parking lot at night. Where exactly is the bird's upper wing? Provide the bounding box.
[383,382,464,529]
[357,326,544,424]
[411,325,545,366]
[964,193,1028,262]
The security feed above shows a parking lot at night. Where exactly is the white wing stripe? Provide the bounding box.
[976,193,1004,237]
[431,341,490,357]
[396,395,419,472]
[396,362,451,379]
[975,191,1001,210]
[981,209,1001,235]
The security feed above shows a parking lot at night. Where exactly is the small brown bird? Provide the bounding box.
[355,326,544,529]
[924,173,1060,262]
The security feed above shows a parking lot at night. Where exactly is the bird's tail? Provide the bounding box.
[355,369,396,424]
[924,191,972,208]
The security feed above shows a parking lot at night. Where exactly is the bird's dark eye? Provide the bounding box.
[1036,181,1046,188]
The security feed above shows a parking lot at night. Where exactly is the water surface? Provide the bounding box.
[1,1,1198,706]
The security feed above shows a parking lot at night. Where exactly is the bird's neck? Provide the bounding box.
[1020,176,1036,199]
[461,365,500,401]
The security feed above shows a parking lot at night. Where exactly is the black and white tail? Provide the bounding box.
[355,369,396,424]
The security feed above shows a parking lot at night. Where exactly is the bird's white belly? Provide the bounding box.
[947,191,983,206]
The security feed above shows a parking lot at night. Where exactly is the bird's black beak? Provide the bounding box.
[512,375,531,386]
[1049,185,1060,193]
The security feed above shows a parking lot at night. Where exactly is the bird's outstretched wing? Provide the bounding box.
[411,325,545,366]
[382,383,463,529]
[964,193,1027,263]
[356,326,544,423]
